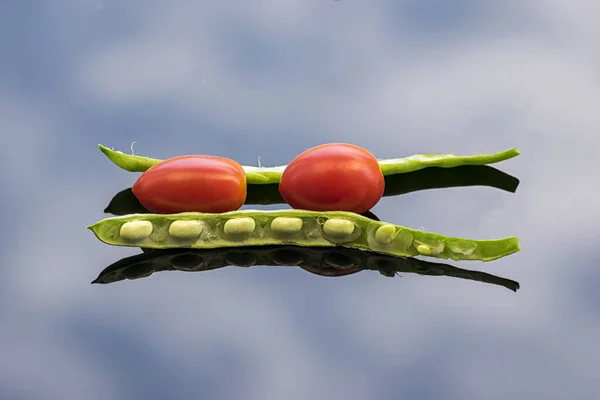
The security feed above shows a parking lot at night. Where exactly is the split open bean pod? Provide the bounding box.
[87,209,520,262]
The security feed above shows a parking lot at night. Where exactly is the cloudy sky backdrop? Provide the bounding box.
[1,1,600,399]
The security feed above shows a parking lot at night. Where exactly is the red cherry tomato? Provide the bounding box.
[132,155,247,214]
[278,143,385,214]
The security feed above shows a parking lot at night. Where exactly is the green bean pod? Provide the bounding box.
[98,144,520,185]
[87,209,520,262]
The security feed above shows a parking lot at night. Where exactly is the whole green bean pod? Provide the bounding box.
[87,209,520,262]
[98,144,520,185]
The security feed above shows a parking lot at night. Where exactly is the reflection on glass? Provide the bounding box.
[93,245,520,292]
[103,165,520,215]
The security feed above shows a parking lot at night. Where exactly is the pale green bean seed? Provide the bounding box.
[416,244,431,255]
[322,218,356,242]
[120,221,153,241]
[374,224,397,244]
[223,217,256,237]
[270,217,303,234]
[368,226,414,254]
[415,240,445,255]
[168,220,204,239]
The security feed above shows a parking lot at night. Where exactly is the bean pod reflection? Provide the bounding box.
[93,245,520,292]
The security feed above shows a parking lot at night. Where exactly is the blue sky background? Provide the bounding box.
[1,1,600,399]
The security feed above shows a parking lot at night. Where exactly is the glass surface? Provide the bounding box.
[2,2,598,400]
